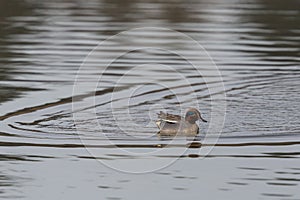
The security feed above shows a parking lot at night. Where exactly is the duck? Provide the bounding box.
[155,108,207,136]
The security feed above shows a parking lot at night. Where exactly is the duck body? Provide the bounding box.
[155,108,207,136]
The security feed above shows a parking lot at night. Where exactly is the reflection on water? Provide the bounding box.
[0,154,33,199]
[0,0,299,199]
[0,0,37,104]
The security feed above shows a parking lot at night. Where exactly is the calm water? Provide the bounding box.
[0,0,300,199]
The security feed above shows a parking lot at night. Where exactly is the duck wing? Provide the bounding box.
[157,111,182,124]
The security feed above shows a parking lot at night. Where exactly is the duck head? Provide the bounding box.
[185,108,207,124]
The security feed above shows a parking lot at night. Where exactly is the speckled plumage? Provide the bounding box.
[155,108,207,136]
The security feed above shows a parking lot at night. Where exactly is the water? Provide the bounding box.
[0,0,300,199]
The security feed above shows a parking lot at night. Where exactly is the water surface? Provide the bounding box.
[0,0,299,199]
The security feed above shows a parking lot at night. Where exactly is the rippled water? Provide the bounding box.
[0,0,300,199]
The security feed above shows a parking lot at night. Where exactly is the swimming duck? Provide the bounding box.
[155,108,207,136]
